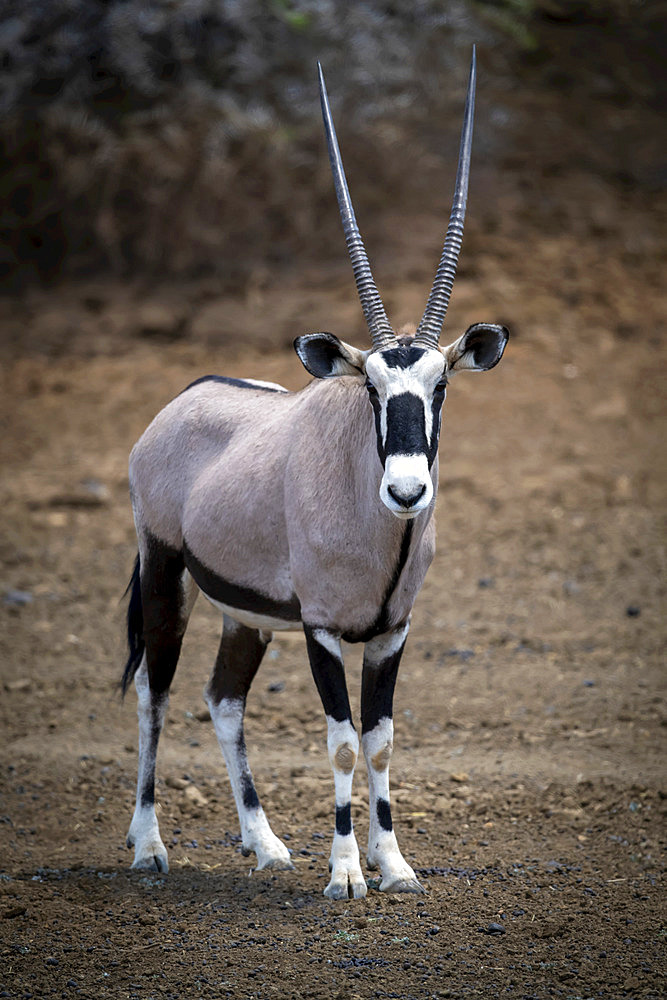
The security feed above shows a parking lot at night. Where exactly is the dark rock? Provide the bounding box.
[480,922,506,935]
[3,590,32,606]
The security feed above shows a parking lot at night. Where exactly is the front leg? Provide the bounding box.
[304,626,367,900]
[361,622,424,894]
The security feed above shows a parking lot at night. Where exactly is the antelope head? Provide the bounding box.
[296,51,509,519]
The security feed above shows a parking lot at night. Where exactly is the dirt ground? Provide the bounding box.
[1,169,666,998]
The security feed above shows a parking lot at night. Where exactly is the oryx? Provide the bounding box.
[122,49,508,898]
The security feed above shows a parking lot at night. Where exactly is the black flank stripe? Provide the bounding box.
[377,797,393,831]
[183,541,301,623]
[336,803,353,836]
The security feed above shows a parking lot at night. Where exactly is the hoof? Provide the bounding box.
[131,852,169,874]
[324,872,367,900]
[380,875,425,894]
[255,855,295,872]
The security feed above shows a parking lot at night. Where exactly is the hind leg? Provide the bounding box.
[127,537,195,872]
[205,615,293,871]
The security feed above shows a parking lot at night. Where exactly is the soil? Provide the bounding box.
[1,80,666,1000]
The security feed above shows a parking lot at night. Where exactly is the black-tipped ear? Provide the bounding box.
[442,323,509,373]
[294,333,368,379]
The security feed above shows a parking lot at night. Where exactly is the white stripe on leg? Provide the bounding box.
[207,695,292,871]
[362,717,423,893]
[127,657,169,872]
[324,715,366,899]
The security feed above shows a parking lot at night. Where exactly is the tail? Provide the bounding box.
[121,553,145,697]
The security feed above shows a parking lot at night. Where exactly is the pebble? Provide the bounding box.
[626,605,641,617]
[481,922,506,935]
[184,785,208,807]
[3,590,32,607]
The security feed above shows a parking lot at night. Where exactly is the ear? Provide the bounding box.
[294,333,369,379]
[441,323,509,374]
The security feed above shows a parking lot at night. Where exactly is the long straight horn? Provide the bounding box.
[318,63,396,351]
[414,47,476,348]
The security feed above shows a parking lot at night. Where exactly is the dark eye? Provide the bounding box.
[365,380,378,396]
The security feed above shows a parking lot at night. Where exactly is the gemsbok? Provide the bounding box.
[122,49,508,898]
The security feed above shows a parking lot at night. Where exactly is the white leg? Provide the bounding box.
[304,626,366,899]
[361,623,423,893]
[206,694,293,871]
[127,658,169,872]
[324,715,366,899]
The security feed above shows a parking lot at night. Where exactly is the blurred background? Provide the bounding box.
[0,0,664,354]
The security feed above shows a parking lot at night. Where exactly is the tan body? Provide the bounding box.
[130,376,437,638]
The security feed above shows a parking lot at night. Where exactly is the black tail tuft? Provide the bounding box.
[121,554,144,697]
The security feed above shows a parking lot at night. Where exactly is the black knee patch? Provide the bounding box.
[335,803,352,836]
[241,775,260,811]
[377,797,393,831]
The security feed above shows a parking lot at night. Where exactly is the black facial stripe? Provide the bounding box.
[380,346,427,368]
[385,393,428,456]
[428,389,446,467]
[183,541,301,623]
[368,391,386,464]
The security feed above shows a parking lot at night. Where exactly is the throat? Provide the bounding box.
[366,520,414,640]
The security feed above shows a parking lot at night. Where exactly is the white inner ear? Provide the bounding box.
[441,335,476,374]
[338,342,371,375]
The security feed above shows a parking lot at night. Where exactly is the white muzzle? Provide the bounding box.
[380,454,433,519]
